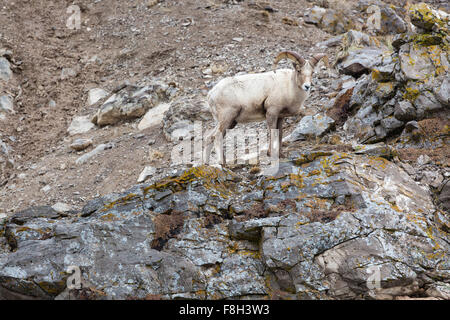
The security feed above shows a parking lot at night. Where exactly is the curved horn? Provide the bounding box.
[310,53,328,68]
[274,51,305,67]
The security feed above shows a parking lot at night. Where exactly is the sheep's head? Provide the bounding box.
[274,51,327,92]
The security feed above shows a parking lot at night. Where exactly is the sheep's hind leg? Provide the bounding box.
[213,111,239,166]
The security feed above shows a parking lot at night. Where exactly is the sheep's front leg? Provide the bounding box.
[277,118,285,158]
[266,113,280,159]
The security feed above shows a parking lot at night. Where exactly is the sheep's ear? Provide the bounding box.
[293,62,302,72]
[310,54,329,68]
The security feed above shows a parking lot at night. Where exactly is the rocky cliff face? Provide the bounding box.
[1,151,449,299]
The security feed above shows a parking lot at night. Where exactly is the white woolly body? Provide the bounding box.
[207,68,310,124]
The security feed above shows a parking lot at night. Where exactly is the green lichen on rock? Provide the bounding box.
[403,87,421,101]
[411,33,446,47]
[409,3,448,32]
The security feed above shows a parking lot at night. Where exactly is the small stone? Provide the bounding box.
[137,166,156,183]
[17,173,27,179]
[52,202,73,214]
[417,154,431,166]
[380,116,404,133]
[232,37,243,42]
[202,68,212,75]
[68,116,96,136]
[138,103,171,131]
[0,57,12,82]
[76,143,113,165]
[60,67,77,80]
[0,95,14,114]
[48,100,56,108]
[87,88,109,106]
[394,101,416,122]
[421,171,444,188]
[41,185,52,193]
[70,138,93,151]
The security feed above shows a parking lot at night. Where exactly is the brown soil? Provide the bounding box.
[0,0,333,213]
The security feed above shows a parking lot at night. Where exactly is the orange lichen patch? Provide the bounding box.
[427,45,447,75]
[227,241,239,255]
[368,156,389,169]
[425,226,446,260]
[319,156,340,176]
[389,203,403,212]
[99,213,121,222]
[145,166,235,198]
[375,82,395,97]
[404,213,445,259]
[405,212,427,225]
[290,151,334,166]
[288,173,305,189]
[15,226,49,234]
[303,197,330,211]
[37,280,67,296]
[238,250,261,259]
[403,87,420,101]
[295,220,308,229]
[307,169,321,177]
[100,193,140,212]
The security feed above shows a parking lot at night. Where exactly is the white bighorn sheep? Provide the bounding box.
[204,51,327,165]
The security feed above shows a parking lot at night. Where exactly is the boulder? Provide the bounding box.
[70,138,93,151]
[67,116,96,136]
[92,82,179,127]
[0,95,14,114]
[137,166,156,183]
[409,3,449,32]
[87,88,109,106]
[0,57,12,82]
[394,100,416,122]
[434,77,449,106]
[137,103,171,131]
[399,44,437,81]
[162,96,212,142]
[304,6,327,25]
[284,113,335,142]
[338,47,385,77]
